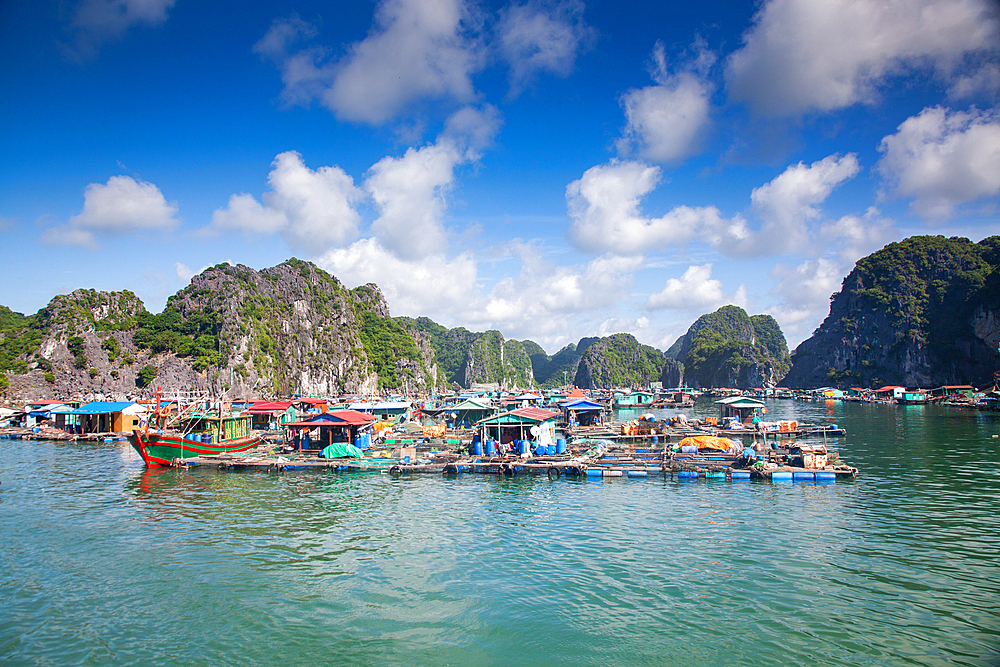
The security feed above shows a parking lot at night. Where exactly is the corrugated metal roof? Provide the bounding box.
[66,401,137,415]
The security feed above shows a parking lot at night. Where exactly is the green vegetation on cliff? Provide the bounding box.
[0,306,44,374]
[574,333,665,388]
[355,307,426,390]
[785,235,1000,388]
[131,308,223,372]
[672,306,790,389]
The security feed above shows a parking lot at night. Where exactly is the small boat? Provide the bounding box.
[129,388,263,467]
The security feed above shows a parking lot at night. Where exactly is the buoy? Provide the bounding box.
[586,468,603,477]
[793,472,815,480]
[678,470,698,478]
[627,470,648,477]
[771,471,793,481]
[815,471,837,481]
[730,471,751,480]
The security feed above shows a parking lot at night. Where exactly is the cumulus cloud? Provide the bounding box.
[319,237,479,317]
[725,0,1000,116]
[618,40,715,163]
[207,151,363,255]
[64,0,174,60]
[365,105,501,259]
[744,153,861,254]
[876,105,1000,220]
[567,153,863,260]
[257,0,481,125]
[566,160,729,255]
[320,237,644,352]
[42,175,178,248]
[767,258,845,343]
[497,0,594,97]
[646,264,747,311]
[820,207,898,264]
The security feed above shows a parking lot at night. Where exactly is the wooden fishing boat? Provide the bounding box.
[129,388,263,467]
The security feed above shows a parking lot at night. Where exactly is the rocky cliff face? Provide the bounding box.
[784,235,1000,388]
[2,260,439,400]
[574,333,668,389]
[667,306,790,389]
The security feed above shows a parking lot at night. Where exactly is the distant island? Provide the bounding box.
[0,235,998,400]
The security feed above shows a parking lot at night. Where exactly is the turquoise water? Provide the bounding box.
[2,400,999,666]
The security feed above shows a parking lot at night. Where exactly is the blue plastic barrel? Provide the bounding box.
[556,438,566,454]
[771,471,793,481]
[681,445,697,453]
[651,435,658,445]
[815,471,837,481]
[730,471,751,480]
[472,441,483,456]
[202,433,212,444]
[627,470,648,477]
[706,471,725,479]
[586,468,604,477]
[485,440,497,456]
[793,471,815,480]
[534,444,546,456]
[678,470,698,478]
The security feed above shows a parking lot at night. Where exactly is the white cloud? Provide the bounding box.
[876,105,1000,219]
[65,0,174,59]
[175,262,195,282]
[743,153,861,254]
[767,257,845,344]
[497,0,594,97]
[819,207,898,264]
[365,105,501,260]
[646,264,747,311]
[948,63,1000,101]
[566,160,728,255]
[618,41,715,163]
[725,0,1000,116]
[319,237,479,317]
[257,0,482,125]
[207,151,363,255]
[366,143,458,259]
[320,236,645,353]
[42,175,178,248]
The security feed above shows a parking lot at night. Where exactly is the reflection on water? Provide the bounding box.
[1,401,999,666]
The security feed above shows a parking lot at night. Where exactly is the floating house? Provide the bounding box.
[715,395,766,422]
[347,400,411,422]
[248,401,296,430]
[442,398,496,427]
[24,401,73,427]
[561,399,606,426]
[897,390,929,405]
[64,401,147,434]
[874,386,906,401]
[613,391,656,408]
[476,407,559,448]
[930,385,975,399]
[283,410,375,450]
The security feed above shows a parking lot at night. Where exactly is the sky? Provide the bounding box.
[1,0,999,355]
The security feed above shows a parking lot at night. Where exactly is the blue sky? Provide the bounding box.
[1,0,998,354]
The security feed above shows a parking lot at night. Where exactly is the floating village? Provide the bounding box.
[2,381,995,483]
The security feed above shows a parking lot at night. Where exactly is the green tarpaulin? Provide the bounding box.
[321,443,364,458]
